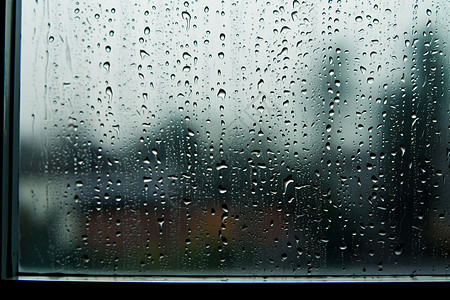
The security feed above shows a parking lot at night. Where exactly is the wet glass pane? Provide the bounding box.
[19,0,449,276]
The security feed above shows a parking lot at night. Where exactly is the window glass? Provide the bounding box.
[19,0,449,276]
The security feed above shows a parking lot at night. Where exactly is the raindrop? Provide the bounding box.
[103,61,110,72]
[218,186,227,194]
[106,86,113,101]
[217,88,226,100]
[360,66,366,74]
[182,11,191,31]
[140,49,150,59]
[283,175,294,195]
[215,161,228,170]
[257,79,264,89]
[182,52,191,60]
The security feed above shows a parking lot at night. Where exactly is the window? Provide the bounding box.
[3,0,449,284]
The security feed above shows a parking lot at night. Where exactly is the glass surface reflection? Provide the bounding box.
[19,0,449,276]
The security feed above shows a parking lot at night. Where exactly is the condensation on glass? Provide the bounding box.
[19,0,449,276]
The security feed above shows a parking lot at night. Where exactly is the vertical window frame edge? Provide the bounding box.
[2,0,21,281]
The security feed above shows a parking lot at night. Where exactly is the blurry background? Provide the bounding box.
[19,0,449,276]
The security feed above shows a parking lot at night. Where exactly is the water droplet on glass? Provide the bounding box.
[218,186,227,194]
[217,88,226,100]
[394,245,403,255]
[181,11,191,31]
[103,61,110,72]
[140,49,150,59]
[283,175,294,195]
[215,161,228,170]
[106,86,113,101]
[182,52,191,60]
